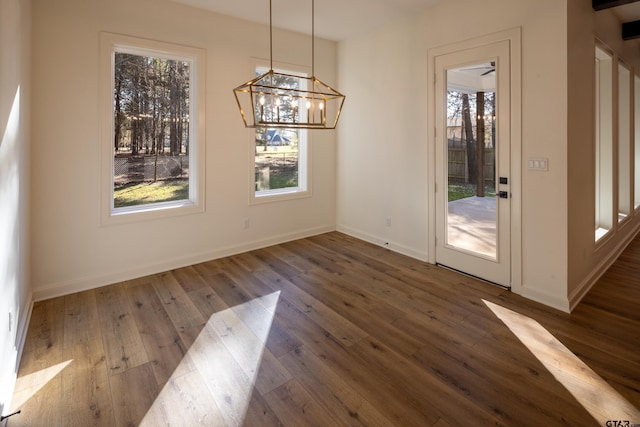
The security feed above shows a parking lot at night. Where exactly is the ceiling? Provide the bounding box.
[601,0,640,44]
[171,0,640,42]
[606,1,640,23]
[171,0,442,41]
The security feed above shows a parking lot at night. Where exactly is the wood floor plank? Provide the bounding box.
[411,334,596,426]
[242,389,285,427]
[287,270,424,356]
[306,266,407,323]
[263,379,340,427]
[61,290,114,427]
[16,297,66,376]
[271,299,437,426]
[6,297,70,427]
[278,346,396,427]
[411,315,605,426]
[552,331,640,407]
[232,297,303,358]
[108,362,159,427]
[348,336,503,426]
[62,290,103,358]
[151,271,207,349]
[95,283,148,376]
[264,243,326,275]
[138,370,226,427]
[10,297,66,425]
[497,293,640,365]
[186,283,232,319]
[216,256,284,307]
[204,298,292,395]
[192,267,252,309]
[300,235,398,276]
[234,251,368,347]
[9,374,64,427]
[187,323,256,427]
[251,246,311,281]
[126,280,194,385]
[61,362,113,427]
[171,265,218,294]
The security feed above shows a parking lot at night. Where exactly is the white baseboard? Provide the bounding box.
[1,292,33,425]
[32,225,335,301]
[15,293,33,372]
[519,286,570,313]
[568,223,640,312]
[336,225,429,261]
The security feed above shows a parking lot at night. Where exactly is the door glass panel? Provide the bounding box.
[446,62,497,259]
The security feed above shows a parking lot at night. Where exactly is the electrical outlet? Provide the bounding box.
[243,218,250,229]
[385,217,391,227]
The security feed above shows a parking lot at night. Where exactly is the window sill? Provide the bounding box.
[249,188,311,205]
[595,226,610,243]
[101,200,204,226]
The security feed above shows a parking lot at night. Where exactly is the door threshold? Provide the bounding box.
[436,263,511,290]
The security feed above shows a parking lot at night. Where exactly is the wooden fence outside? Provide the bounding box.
[448,147,495,184]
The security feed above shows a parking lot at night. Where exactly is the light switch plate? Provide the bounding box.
[528,157,548,171]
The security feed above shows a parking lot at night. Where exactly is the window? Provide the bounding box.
[100,33,205,224]
[618,60,631,222]
[250,64,310,204]
[595,45,613,241]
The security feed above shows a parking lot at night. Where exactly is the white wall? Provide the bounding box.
[337,17,429,260]
[30,0,338,300]
[337,0,572,309]
[0,0,31,417]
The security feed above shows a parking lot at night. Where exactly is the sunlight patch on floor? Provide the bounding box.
[483,299,640,425]
[10,359,73,410]
[140,291,281,426]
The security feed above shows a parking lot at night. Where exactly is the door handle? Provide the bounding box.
[498,191,509,199]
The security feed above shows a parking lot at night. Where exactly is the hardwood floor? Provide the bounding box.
[8,232,640,426]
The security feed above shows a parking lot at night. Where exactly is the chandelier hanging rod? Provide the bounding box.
[268,0,316,75]
[269,0,273,71]
[232,0,345,130]
[311,0,315,78]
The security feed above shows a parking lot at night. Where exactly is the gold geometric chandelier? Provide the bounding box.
[233,0,345,129]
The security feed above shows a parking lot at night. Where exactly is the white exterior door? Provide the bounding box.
[434,40,511,287]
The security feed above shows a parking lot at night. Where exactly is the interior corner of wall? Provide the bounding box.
[336,224,428,262]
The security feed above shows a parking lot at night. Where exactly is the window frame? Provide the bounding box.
[594,42,614,242]
[248,60,312,205]
[99,32,206,225]
[617,58,632,225]
[634,72,640,212]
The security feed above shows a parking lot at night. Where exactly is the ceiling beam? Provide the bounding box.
[623,19,640,39]
[593,0,640,11]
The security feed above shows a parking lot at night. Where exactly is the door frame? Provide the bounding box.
[427,27,523,295]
